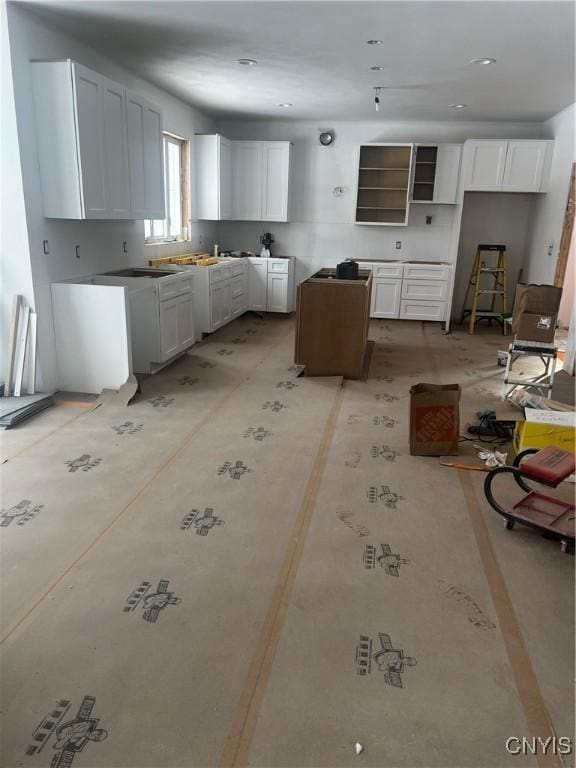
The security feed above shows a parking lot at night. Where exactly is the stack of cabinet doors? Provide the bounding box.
[31,60,165,219]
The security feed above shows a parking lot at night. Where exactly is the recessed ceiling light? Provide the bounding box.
[449,103,467,109]
[236,58,257,66]
[277,103,293,108]
[366,40,384,45]
[370,66,385,71]
[469,57,496,65]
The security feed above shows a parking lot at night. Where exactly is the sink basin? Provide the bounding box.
[103,268,175,278]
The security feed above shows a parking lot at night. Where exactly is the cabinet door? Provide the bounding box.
[176,294,195,350]
[262,142,291,221]
[143,101,165,218]
[221,282,233,324]
[232,141,263,220]
[249,260,268,311]
[370,278,401,318]
[72,63,107,217]
[210,284,224,331]
[502,141,548,192]
[126,92,165,219]
[267,273,289,313]
[219,137,232,219]
[101,77,131,218]
[463,141,508,191]
[432,144,462,203]
[159,297,180,360]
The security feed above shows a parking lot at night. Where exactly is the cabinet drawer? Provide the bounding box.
[401,279,447,301]
[402,263,450,280]
[399,299,446,321]
[230,275,246,299]
[229,261,246,277]
[231,294,247,317]
[158,275,193,301]
[209,264,232,284]
[267,259,289,274]
[369,262,404,279]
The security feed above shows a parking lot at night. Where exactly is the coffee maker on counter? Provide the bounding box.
[259,232,274,258]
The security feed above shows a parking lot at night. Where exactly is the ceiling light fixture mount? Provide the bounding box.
[277,103,293,108]
[469,57,496,65]
[366,39,384,45]
[236,58,258,66]
[370,66,385,71]
[448,103,467,109]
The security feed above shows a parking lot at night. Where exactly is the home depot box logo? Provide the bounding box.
[409,384,460,456]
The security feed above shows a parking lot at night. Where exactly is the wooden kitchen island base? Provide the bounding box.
[294,268,372,379]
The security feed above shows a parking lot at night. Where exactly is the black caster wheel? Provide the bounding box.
[504,518,515,530]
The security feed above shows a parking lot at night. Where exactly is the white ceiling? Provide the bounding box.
[18,0,576,123]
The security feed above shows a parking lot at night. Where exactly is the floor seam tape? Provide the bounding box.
[220,378,345,768]
[422,324,564,768]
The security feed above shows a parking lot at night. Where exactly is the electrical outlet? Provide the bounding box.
[199,234,203,245]
[395,241,402,249]
[426,216,432,225]
[547,242,554,256]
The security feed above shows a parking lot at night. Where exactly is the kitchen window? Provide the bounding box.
[145,133,190,243]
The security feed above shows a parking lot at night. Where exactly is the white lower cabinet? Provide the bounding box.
[51,271,194,392]
[190,257,294,335]
[365,261,450,322]
[371,278,402,318]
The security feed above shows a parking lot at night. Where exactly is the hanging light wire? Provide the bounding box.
[374,87,381,113]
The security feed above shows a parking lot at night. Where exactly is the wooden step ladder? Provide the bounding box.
[461,244,508,334]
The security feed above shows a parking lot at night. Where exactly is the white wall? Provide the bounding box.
[5,3,217,391]
[453,192,536,318]
[525,103,575,284]
[216,119,543,286]
[0,2,35,383]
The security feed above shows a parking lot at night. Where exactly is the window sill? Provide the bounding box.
[145,239,189,247]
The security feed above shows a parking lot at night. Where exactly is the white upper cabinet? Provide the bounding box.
[31,60,164,219]
[502,140,552,192]
[463,140,554,193]
[70,63,108,218]
[411,144,462,204]
[261,142,291,221]
[126,91,165,219]
[232,141,291,221]
[195,134,231,220]
[463,141,508,191]
[102,77,131,218]
[232,141,264,220]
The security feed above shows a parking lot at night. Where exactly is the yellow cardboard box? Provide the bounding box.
[513,409,576,453]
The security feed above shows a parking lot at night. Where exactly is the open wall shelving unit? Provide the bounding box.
[412,145,438,201]
[355,143,413,225]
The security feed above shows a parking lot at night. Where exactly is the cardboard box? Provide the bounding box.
[512,283,562,342]
[513,283,562,315]
[513,409,576,454]
[409,383,461,456]
[512,312,557,343]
